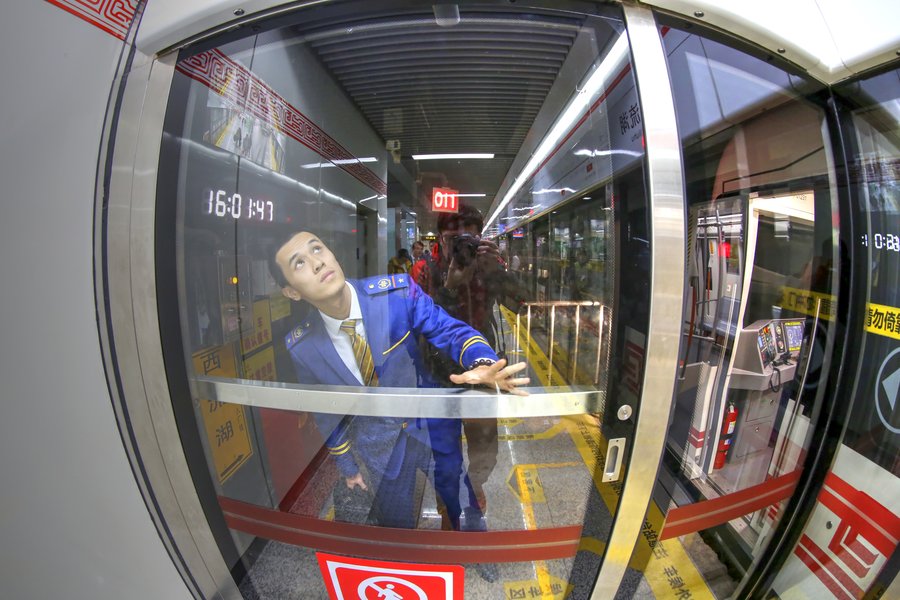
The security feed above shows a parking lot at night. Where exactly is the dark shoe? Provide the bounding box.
[461,506,486,532]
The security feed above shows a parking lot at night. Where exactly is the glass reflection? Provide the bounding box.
[159,4,649,598]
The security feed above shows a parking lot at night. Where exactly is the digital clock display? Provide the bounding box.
[861,232,900,252]
[205,189,274,222]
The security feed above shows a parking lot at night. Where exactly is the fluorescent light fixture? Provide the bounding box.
[411,153,494,160]
[486,32,628,229]
[574,148,643,158]
[456,193,487,197]
[301,157,378,169]
[534,187,575,195]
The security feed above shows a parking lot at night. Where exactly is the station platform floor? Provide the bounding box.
[233,303,737,599]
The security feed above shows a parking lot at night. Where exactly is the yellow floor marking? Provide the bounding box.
[564,414,715,600]
[551,341,599,386]
[508,464,547,504]
[498,419,568,442]
[536,461,582,469]
[215,113,236,147]
[500,305,566,386]
[503,573,568,599]
[578,536,607,556]
[499,307,715,599]
[514,465,554,597]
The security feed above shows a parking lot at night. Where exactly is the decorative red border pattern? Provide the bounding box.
[177,49,388,196]
[45,0,138,41]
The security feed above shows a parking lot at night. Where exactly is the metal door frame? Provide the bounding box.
[97,2,684,597]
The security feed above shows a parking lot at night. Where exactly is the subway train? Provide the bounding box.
[2,1,898,599]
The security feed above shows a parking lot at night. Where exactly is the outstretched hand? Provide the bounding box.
[450,358,530,396]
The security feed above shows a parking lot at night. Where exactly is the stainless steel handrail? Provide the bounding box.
[196,378,606,418]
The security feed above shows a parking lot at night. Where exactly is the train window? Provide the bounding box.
[620,20,842,598]
[155,3,656,597]
[762,64,900,600]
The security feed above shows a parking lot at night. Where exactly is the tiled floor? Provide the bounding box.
[233,307,734,598]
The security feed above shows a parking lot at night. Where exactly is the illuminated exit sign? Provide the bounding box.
[432,187,459,213]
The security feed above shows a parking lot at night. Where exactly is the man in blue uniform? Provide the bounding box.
[270,231,528,529]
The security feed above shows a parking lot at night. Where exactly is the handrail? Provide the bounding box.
[195,377,605,418]
[514,300,610,386]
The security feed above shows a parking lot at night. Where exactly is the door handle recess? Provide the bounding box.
[602,437,626,482]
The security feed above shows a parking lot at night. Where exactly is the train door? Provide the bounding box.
[752,60,900,600]
[102,2,686,598]
[619,12,899,600]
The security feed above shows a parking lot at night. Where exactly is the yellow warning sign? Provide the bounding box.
[866,302,900,340]
[199,398,253,484]
[192,344,237,377]
[241,299,273,355]
[192,345,253,483]
[780,286,836,321]
[270,292,291,322]
[243,346,277,381]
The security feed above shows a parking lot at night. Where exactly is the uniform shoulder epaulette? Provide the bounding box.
[284,323,309,349]
[360,274,410,295]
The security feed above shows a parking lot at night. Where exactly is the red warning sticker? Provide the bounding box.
[317,552,464,600]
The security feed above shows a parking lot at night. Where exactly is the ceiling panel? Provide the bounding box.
[298,7,583,226]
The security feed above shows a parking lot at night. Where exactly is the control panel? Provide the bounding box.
[731,319,806,390]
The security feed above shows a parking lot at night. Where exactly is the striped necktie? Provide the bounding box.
[340,319,378,386]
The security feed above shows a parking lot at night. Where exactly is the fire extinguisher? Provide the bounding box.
[714,403,738,469]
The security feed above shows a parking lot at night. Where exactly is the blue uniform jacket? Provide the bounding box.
[285,274,497,480]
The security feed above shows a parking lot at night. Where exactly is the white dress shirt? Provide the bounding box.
[318,283,367,385]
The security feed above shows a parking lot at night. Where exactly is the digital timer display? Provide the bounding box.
[205,189,274,222]
[861,232,900,252]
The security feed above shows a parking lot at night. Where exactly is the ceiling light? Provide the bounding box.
[411,153,494,160]
[456,193,487,197]
[301,157,378,169]
[486,32,629,229]
[433,4,460,27]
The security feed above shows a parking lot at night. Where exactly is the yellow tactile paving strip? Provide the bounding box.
[501,305,715,599]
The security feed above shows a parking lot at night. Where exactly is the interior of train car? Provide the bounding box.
[3,1,899,599]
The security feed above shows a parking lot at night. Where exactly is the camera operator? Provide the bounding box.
[419,203,521,524]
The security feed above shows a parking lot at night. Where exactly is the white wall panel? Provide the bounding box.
[0,3,190,599]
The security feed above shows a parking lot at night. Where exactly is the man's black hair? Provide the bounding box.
[436,202,484,234]
[266,227,304,289]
